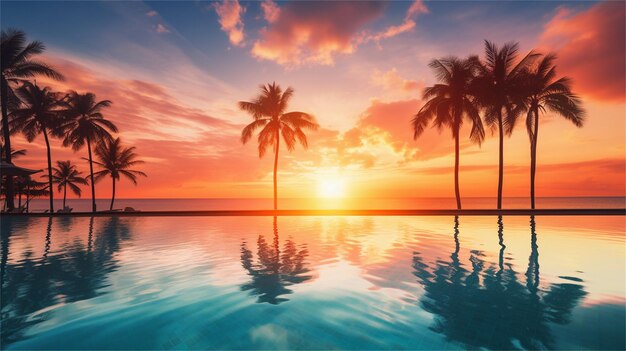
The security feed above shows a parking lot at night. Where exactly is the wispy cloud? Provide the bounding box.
[366,0,429,42]
[214,0,246,47]
[156,23,170,34]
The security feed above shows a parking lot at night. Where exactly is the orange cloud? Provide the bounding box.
[540,2,625,102]
[371,68,423,94]
[251,1,386,66]
[338,98,483,167]
[214,0,246,47]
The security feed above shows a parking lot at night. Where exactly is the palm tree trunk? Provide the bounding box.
[26,184,30,213]
[453,125,461,210]
[18,191,22,208]
[273,129,280,210]
[42,128,54,213]
[1,76,15,211]
[63,184,67,208]
[530,108,539,210]
[87,138,97,212]
[497,109,504,210]
[110,178,116,211]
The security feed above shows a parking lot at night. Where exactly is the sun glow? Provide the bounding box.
[317,177,346,198]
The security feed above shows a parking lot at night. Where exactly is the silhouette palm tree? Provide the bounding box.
[92,137,146,211]
[473,41,538,209]
[61,91,117,212]
[14,177,48,212]
[1,29,63,210]
[11,82,64,213]
[412,56,484,209]
[239,83,319,210]
[50,160,88,208]
[521,54,585,209]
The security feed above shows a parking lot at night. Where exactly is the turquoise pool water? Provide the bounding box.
[1,216,624,350]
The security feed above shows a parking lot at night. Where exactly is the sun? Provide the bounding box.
[317,178,346,198]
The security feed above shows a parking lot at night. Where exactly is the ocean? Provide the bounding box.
[23,196,626,212]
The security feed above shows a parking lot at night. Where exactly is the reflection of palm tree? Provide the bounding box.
[1,217,133,346]
[412,216,586,349]
[412,57,484,209]
[1,29,64,210]
[520,54,585,209]
[61,91,117,212]
[473,41,538,209]
[239,83,319,210]
[51,160,88,208]
[11,82,64,213]
[240,217,311,304]
[497,216,505,272]
[92,138,146,211]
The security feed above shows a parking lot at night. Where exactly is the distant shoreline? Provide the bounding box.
[3,208,625,217]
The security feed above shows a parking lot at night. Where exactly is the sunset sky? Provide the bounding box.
[2,0,625,199]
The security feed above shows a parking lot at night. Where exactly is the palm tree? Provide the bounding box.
[92,138,146,211]
[521,54,584,209]
[473,41,538,209]
[19,177,49,213]
[61,91,116,212]
[50,160,88,208]
[1,28,63,210]
[412,56,485,209]
[239,83,319,210]
[11,82,64,213]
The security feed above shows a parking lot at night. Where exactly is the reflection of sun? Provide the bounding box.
[317,178,346,198]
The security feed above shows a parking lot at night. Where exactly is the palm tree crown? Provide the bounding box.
[51,160,88,208]
[92,137,146,210]
[1,29,64,84]
[11,82,64,140]
[413,56,484,143]
[61,91,117,150]
[239,83,319,210]
[239,83,319,157]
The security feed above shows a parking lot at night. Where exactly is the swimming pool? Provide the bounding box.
[1,215,624,350]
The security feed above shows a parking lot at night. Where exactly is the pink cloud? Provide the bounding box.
[260,0,280,23]
[214,0,246,47]
[251,1,386,66]
[367,0,428,42]
[156,24,170,34]
[540,2,625,101]
[146,10,158,17]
